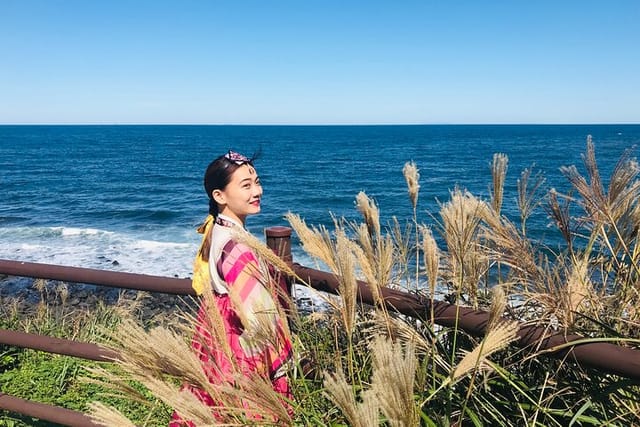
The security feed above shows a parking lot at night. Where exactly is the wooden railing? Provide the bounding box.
[2,226,640,425]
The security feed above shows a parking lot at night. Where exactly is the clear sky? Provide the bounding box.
[1,1,638,124]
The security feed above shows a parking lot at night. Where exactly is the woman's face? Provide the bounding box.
[213,164,263,223]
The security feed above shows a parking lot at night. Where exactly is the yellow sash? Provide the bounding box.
[192,214,214,295]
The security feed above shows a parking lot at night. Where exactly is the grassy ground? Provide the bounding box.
[0,288,178,426]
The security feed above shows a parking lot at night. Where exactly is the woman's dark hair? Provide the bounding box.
[203,151,256,216]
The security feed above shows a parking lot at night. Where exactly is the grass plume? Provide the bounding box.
[403,161,420,211]
[491,153,508,215]
[370,337,419,427]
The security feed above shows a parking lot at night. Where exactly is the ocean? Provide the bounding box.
[1,125,639,284]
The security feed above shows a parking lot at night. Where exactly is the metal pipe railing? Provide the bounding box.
[0,258,194,296]
[0,329,117,362]
[0,393,101,427]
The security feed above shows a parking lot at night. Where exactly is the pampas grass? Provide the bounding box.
[487,285,507,333]
[451,320,519,382]
[87,312,293,426]
[403,161,420,212]
[420,225,440,300]
[88,402,138,427]
[517,166,546,236]
[439,188,492,307]
[370,337,419,427]
[334,229,359,337]
[351,193,395,304]
[285,212,338,272]
[491,153,508,215]
[356,191,381,240]
[323,369,379,427]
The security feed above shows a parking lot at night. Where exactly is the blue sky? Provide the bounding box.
[1,1,638,124]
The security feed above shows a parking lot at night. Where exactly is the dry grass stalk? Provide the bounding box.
[481,207,547,292]
[334,229,359,336]
[225,372,293,424]
[33,277,46,294]
[439,189,491,304]
[88,402,137,427]
[56,282,69,305]
[289,210,361,328]
[371,235,395,290]
[231,228,298,280]
[363,312,432,358]
[200,289,235,363]
[84,365,156,406]
[439,188,489,263]
[351,222,395,294]
[420,225,440,299]
[323,369,379,427]
[137,375,229,425]
[352,193,395,295]
[556,139,640,321]
[547,188,574,251]
[351,239,382,306]
[487,285,507,332]
[390,217,413,274]
[491,153,508,215]
[560,136,640,237]
[89,310,291,425]
[100,318,209,385]
[451,320,519,382]
[560,136,609,223]
[354,222,375,266]
[85,337,221,426]
[403,161,420,211]
[286,212,337,272]
[356,191,381,239]
[517,166,546,235]
[558,254,593,327]
[370,337,419,427]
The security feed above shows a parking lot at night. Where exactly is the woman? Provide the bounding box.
[170,150,293,425]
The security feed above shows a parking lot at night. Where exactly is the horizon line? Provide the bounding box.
[1,122,639,126]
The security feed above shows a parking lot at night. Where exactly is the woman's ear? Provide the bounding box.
[212,189,225,205]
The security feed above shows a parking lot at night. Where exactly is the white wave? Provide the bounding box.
[61,227,105,236]
[0,225,197,278]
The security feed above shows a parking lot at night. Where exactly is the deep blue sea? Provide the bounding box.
[1,125,639,281]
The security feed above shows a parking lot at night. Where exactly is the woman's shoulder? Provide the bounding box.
[220,238,254,258]
[211,226,255,261]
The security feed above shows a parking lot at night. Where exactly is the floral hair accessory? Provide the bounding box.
[224,150,251,165]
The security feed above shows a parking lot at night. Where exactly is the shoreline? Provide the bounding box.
[0,275,199,324]
[0,275,326,325]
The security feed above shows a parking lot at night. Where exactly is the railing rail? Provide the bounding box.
[2,226,640,425]
[0,393,101,427]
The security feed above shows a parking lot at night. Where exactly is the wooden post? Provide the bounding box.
[265,226,293,264]
[265,226,293,305]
